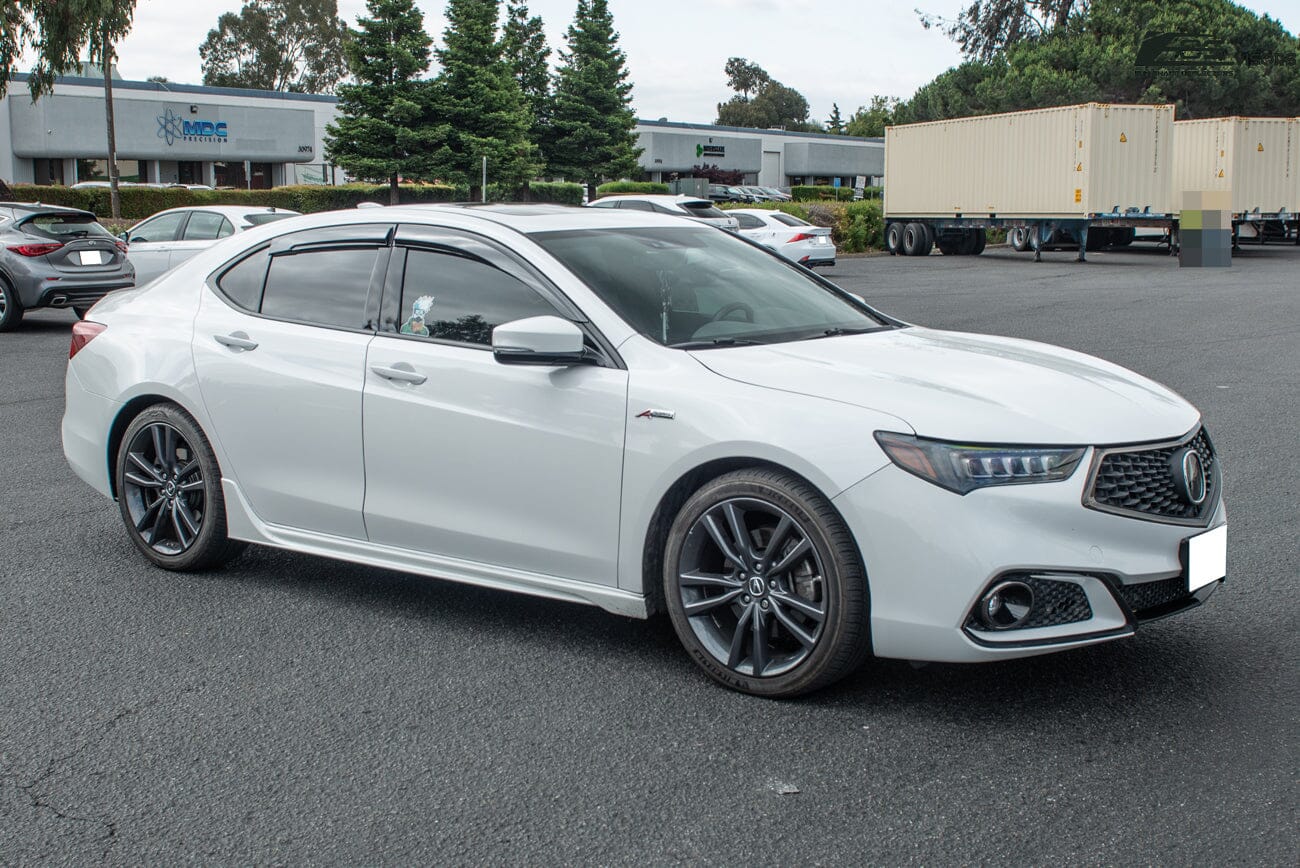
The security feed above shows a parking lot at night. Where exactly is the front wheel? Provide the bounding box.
[115,404,246,571]
[663,469,870,697]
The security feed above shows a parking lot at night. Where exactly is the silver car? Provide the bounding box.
[0,203,134,331]
[124,205,301,285]
[587,194,740,231]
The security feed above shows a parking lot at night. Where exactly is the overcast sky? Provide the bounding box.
[61,0,1300,125]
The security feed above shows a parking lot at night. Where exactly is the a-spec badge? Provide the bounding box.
[635,409,676,420]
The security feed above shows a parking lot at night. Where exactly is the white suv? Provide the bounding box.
[587,194,739,231]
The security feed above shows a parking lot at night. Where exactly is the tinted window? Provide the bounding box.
[260,247,377,329]
[772,213,811,227]
[130,212,186,243]
[244,212,297,227]
[22,213,114,240]
[679,201,728,219]
[183,212,233,240]
[397,249,559,346]
[588,200,618,209]
[734,214,765,230]
[216,251,269,311]
[618,199,654,211]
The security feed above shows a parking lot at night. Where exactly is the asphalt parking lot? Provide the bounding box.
[2,241,1297,864]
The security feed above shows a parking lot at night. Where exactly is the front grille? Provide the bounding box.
[1087,428,1217,524]
[965,574,1093,631]
[1114,576,1188,617]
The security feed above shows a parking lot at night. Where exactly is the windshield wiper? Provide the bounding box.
[670,337,767,349]
[814,326,888,339]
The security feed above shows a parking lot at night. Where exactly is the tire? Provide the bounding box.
[936,235,959,256]
[1010,226,1029,252]
[663,468,870,697]
[969,228,987,255]
[885,222,904,255]
[73,306,92,320]
[902,222,931,256]
[0,278,24,332]
[115,403,246,571]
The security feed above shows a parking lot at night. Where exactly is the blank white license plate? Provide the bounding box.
[1186,524,1226,591]
[77,250,105,265]
[815,236,829,244]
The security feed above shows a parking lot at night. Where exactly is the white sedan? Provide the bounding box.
[123,205,300,285]
[730,208,836,267]
[62,205,1226,697]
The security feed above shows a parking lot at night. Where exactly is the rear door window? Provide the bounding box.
[734,214,766,230]
[183,212,234,240]
[260,247,380,330]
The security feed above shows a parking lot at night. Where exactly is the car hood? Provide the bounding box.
[690,326,1199,444]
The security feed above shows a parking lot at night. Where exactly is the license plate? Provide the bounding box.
[1185,524,1226,592]
[816,236,829,244]
[77,250,105,265]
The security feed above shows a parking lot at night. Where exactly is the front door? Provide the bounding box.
[125,210,188,285]
[191,226,390,538]
[362,232,628,586]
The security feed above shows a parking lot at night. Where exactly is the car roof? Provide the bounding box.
[588,194,710,205]
[258,202,709,235]
[133,205,301,223]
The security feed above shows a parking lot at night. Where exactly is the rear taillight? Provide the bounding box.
[786,233,814,243]
[114,240,128,254]
[69,321,105,359]
[8,242,64,257]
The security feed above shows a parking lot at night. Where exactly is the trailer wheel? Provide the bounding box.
[1010,226,1030,252]
[885,222,904,255]
[969,229,986,255]
[902,223,932,257]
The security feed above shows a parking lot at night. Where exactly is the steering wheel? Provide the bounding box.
[711,302,755,323]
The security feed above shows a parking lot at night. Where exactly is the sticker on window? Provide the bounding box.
[401,295,436,337]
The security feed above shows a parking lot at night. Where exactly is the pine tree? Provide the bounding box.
[827,102,844,134]
[427,0,540,197]
[501,3,552,156]
[547,0,641,194]
[324,0,436,204]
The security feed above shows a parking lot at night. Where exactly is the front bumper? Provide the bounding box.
[832,461,1226,663]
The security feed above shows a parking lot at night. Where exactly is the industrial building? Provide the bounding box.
[0,72,338,188]
[633,118,884,188]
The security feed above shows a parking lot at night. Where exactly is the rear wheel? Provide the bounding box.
[115,404,246,571]
[1010,226,1029,252]
[902,222,932,256]
[0,279,24,332]
[663,468,870,697]
[885,222,904,255]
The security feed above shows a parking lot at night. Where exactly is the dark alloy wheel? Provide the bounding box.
[116,404,245,570]
[664,469,870,697]
[0,279,23,332]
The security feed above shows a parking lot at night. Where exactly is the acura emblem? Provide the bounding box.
[1171,448,1207,505]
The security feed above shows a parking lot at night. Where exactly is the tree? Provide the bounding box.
[200,0,349,93]
[917,0,1084,62]
[325,0,435,204]
[147,75,169,83]
[901,0,1300,122]
[426,0,539,197]
[501,3,552,151]
[547,0,641,194]
[826,102,844,134]
[845,95,899,137]
[724,56,770,98]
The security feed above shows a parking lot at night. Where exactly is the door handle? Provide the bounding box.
[369,364,427,385]
[213,332,258,351]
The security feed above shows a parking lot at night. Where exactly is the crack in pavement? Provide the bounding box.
[4,682,205,861]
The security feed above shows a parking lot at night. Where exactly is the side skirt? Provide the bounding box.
[221,479,649,619]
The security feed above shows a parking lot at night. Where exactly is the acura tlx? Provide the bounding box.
[62,204,1226,696]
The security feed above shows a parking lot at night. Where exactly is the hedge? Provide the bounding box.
[8,181,584,219]
[595,181,670,196]
[721,200,884,254]
[790,185,857,202]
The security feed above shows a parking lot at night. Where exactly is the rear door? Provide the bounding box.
[168,210,234,270]
[191,223,391,539]
[125,211,188,284]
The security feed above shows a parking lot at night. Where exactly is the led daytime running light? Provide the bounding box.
[875,431,1085,495]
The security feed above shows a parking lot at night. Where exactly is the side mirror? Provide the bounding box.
[118,231,130,242]
[492,315,587,366]
[848,292,867,305]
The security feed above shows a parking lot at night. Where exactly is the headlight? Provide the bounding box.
[874,431,1085,495]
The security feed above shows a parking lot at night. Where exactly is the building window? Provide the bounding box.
[213,161,247,189]
[34,160,65,186]
[75,159,148,183]
[249,162,273,190]
[177,161,203,185]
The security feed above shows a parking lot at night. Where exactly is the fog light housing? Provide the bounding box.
[979,581,1034,629]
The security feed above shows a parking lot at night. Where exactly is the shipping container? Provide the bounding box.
[885,103,1175,220]
[1172,117,1298,215]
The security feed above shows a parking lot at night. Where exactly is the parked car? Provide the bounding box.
[708,184,741,203]
[63,204,1226,698]
[0,203,134,331]
[736,186,773,202]
[587,194,739,231]
[123,206,301,285]
[729,207,836,267]
[758,186,793,201]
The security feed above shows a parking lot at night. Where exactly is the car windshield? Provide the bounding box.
[532,226,892,348]
[243,212,297,226]
[22,213,114,240]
